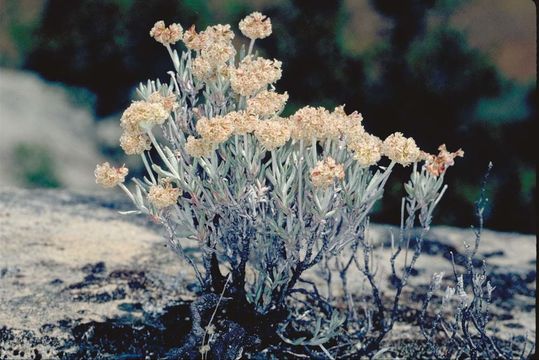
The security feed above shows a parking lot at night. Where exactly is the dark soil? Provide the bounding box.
[71,302,192,359]
[488,268,536,301]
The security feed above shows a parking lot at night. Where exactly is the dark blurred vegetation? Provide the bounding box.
[12,143,62,188]
[0,0,535,233]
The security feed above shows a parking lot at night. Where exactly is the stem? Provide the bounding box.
[201,274,232,360]
[297,140,305,227]
[141,153,157,184]
[319,344,335,360]
[238,95,246,110]
[164,44,179,70]
[311,137,318,163]
[247,39,255,56]
[118,183,136,204]
[164,219,205,286]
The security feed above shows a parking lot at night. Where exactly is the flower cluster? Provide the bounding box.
[150,21,183,45]
[289,106,331,141]
[196,116,235,145]
[120,100,169,134]
[185,136,216,158]
[228,111,259,135]
[120,132,152,155]
[310,157,345,188]
[254,118,291,150]
[382,132,421,166]
[333,106,363,137]
[230,56,282,96]
[94,162,128,188]
[289,106,363,142]
[423,144,465,176]
[239,11,272,40]
[118,95,173,155]
[247,91,288,117]
[348,132,383,167]
[187,24,236,82]
[182,26,204,50]
[148,92,178,113]
[148,181,181,209]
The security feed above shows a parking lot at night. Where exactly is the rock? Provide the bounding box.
[0,188,195,358]
[0,69,104,189]
[0,189,535,357]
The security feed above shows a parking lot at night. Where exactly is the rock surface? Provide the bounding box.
[0,189,535,358]
[0,188,194,358]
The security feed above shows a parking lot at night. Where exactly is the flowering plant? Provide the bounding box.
[95,12,463,358]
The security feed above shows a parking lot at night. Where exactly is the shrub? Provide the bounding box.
[95,12,472,358]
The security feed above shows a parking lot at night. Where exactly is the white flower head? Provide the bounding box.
[382,132,421,166]
[254,118,291,150]
[310,157,345,189]
[239,12,272,40]
[150,21,183,45]
[148,180,181,209]
[120,100,169,133]
[230,56,282,96]
[95,162,128,188]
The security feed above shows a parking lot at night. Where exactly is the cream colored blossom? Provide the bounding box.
[325,106,347,139]
[199,25,235,63]
[182,25,205,50]
[200,41,236,66]
[247,91,288,117]
[120,101,169,133]
[94,162,128,188]
[226,111,259,135]
[168,23,183,43]
[324,106,365,140]
[345,124,366,149]
[289,106,331,141]
[120,131,152,155]
[348,132,382,166]
[423,144,464,176]
[192,57,232,82]
[196,116,234,144]
[148,92,178,113]
[191,56,213,81]
[310,157,345,189]
[230,56,282,96]
[382,132,421,166]
[204,24,235,43]
[254,119,291,150]
[239,12,272,40]
[187,24,236,83]
[332,105,347,118]
[339,109,363,134]
[150,21,183,45]
[148,181,181,209]
[185,136,216,157]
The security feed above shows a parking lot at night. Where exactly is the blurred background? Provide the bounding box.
[0,0,535,233]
